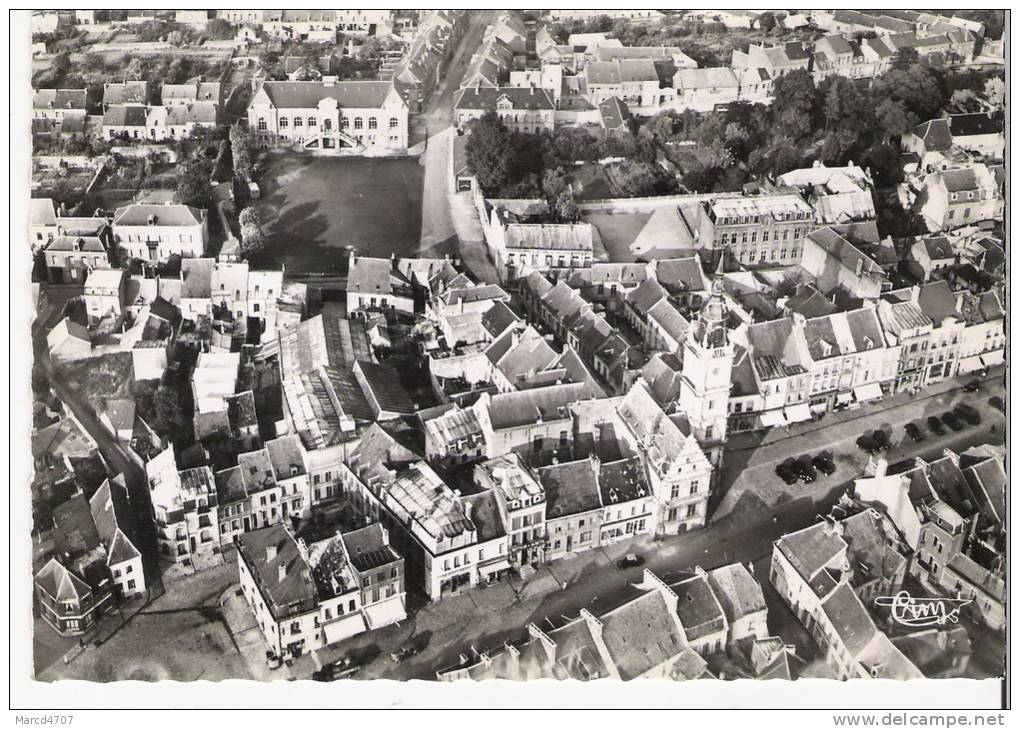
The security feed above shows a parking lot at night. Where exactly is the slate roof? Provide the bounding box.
[775,522,846,586]
[505,223,594,252]
[488,382,587,430]
[33,88,88,111]
[454,86,555,111]
[948,112,1000,137]
[672,573,727,641]
[342,523,401,572]
[214,465,248,505]
[597,589,686,680]
[357,360,415,415]
[916,280,960,324]
[103,105,147,127]
[598,456,650,505]
[103,81,148,105]
[706,563,767,625]
[259,80,399,109]
[586,59,659,84]
[538,458,602,519]
[113,204,204,227]
[238,525,318,620]
[52,493,103,561]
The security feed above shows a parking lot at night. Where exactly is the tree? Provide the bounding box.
[984,77,1005,107]
[51,51,71,78]
[205,18,235,40]
[124,56,145,83]
[874,98,915,142]
[239,207,264,256]
[891,47,919,71]
[770,69,816,143]
[176,159,212,207]
[614,161,660,197]
[950,88,978,113]
[154,383,188,441]
[542,167,568,201]
[555,190,580,223]
[464,112,516,195]
[757,11,777,32]
[230,124,254,180]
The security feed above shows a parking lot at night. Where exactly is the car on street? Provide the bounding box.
[954,403,982,425]
[872,430,890,451]
[904,422,926,442]
[312,656,360,681]
[391,645,422,664]
[856,434,880,454]
[942,411,966,431]
[792,458,816,483]
[963,380,982,393]
[989,395,1005,413]
[927,416,946,435]
[616,553,645,569]
[776,460,799,484]
[812,453,836,476]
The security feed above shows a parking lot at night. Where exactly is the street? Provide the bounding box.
[417,10,502,281]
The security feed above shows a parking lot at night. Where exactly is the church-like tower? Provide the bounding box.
[678,259,732,470]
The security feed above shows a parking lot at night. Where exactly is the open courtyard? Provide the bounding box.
[251,153,424,275]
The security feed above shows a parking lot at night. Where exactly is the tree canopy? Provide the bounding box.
[464,113,516,195]
[175,159,213,208]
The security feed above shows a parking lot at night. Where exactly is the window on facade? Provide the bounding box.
[258,118,267,130]
[354,117,363,129]
[687,504,698,517]
[308,117,316,127]
[280,117,288,128]
[342,117,349,128]
[368,117,377,130]
[389,117,398,129]
[294,117,303,127]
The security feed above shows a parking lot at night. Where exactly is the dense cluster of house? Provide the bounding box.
[771,442,1005,679]
[461,167,1003,434]
[437,565,789,681]
[29,9,1004,679]
[452,10,995,131]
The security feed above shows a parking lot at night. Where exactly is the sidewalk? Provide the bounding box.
[727,365,1002,455]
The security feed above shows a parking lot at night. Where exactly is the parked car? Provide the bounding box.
[616,553,645,569]
[856,434,880,454]
[313,656,360,681]
[391,645,422,664]
[942,411,966,431]
[812,453,836,476]
[872,430,890,451]
[989,395,1005,413]
[954,403,982,425]
[776,460,799,485]
[904,423,925,443]
[792,458,816,483]
[927,416,946,435]
[963,380,982,393]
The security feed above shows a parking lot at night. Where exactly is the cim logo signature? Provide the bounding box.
[874,591,973,628]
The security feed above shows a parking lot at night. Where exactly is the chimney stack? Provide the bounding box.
[278,562,288,582]
[463,500,473,521]
[266,543,277,561]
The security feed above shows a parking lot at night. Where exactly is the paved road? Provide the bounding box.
[420,10,500,129]
[417,10,500,264]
